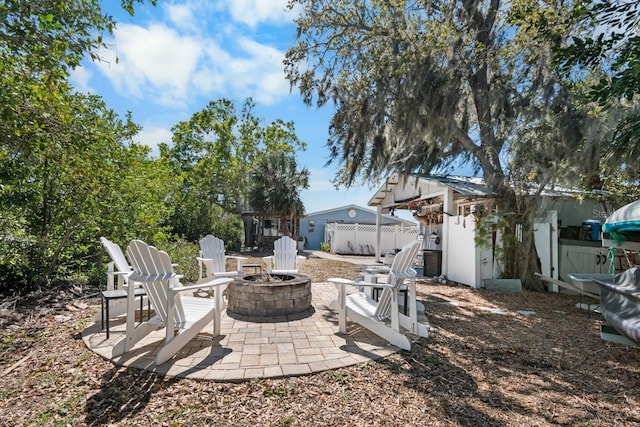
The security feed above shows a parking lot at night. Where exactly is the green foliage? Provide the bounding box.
[285,0,580,287]
[550,0,640,103]
[249,151,309,237]
[320,242,331,252]
[163,98,306,241]
[0,210,35,289]
[516,0,640,189]
[0,0,168,289]
[0,1,310,291]
[0,90,152,286]
[262,384,289,399]
[209,208,244,249]
[157,240,200,283]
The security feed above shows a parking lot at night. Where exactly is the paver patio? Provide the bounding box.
[82,280,430,381]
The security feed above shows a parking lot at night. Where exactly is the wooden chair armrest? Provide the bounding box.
[328,278,394,289]
[106,270,130,277]
[172,277,233,294]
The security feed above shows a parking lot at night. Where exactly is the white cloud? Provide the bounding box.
[222,0,293,28]
[256,71,291,104]
[97,23,202,103]
[191,35,290,105]
[92,1,298,116]
[165,3,196,30]
[69,66,93,94]
[96,22,291,107]
[134,126,173,155]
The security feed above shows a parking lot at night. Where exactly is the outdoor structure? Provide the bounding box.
[241,211,301,251]
[299,204,415,252]
[368,173,613,289]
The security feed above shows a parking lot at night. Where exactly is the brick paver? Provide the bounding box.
[82,281,427,381]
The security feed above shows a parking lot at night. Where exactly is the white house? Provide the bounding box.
[299,204,416,253]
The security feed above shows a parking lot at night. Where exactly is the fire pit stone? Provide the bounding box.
[227,273,312,319]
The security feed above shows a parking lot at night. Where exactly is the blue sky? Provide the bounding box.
[70,0,413,220]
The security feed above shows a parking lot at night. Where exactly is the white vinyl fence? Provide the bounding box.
[325,223,419,255]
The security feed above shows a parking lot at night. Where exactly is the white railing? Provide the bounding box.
[325,223,419,255]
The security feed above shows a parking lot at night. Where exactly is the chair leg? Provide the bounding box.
[404,287,408,315]
[138,296,143,325]
[105,297,110,339]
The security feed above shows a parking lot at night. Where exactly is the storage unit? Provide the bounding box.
[423,249,442,277]
[558,240,624,282]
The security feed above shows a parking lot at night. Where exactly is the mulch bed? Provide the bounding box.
[1,254,639,426]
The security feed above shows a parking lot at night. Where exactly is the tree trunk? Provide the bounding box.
[491,188,544,291]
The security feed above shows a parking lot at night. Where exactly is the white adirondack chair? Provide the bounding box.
[196,234,247,280]
[101,236,181,290]
[99,237,143,321]
[263,236,306,274]
[111,240,232,365]
[328,240,429,350]
[100,237,133,292]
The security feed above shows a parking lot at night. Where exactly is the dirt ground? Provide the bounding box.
[1,254,639,426]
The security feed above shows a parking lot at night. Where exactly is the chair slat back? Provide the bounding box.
[199,235,227,273]
[126,240,176,323]
[100,237,132,275]
[374,240,421,319]
[273,236,297,270]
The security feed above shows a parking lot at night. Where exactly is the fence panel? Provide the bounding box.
[325,223,419,255]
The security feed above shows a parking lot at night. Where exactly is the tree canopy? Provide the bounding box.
[0,1,308,289]
[285,0,584,195]
[249,151,310,238]
[160,98,307,243]
[285,0,593,286]
[542,0,640,186]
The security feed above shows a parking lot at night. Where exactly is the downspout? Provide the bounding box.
[375,205,382,263]
[442,188,453,277]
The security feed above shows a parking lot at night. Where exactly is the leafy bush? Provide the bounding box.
[0,211,35,291]
[209,208,244,250]
[156,239,200,283]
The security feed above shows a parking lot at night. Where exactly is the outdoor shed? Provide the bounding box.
[299,204,415,251]
[368,173,611,289]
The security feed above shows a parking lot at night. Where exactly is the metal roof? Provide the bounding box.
[368,174,492,207]
[423,175,492,197]
[368,173,605,208]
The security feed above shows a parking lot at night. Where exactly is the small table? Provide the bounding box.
[101,288,149,338]
[360,268,409,315]
[243,263,261,274]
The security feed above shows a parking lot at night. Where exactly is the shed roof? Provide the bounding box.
[368,174,493,207]
[368,173,602,208]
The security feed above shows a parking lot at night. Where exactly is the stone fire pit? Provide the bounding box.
[226,273,312,318]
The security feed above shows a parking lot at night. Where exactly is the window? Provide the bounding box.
[308,220,315,233]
